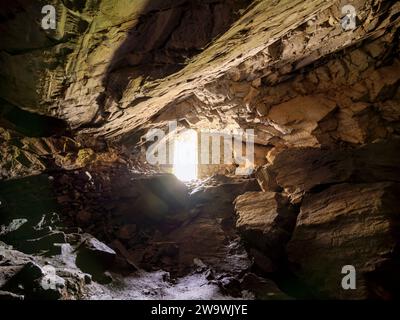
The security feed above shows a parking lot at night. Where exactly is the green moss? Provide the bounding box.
[76,148,96,166]
[0,128,11,141]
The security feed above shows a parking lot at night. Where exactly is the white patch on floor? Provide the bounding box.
[84,270,252,300]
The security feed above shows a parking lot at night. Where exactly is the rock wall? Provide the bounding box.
[235,139,400,299]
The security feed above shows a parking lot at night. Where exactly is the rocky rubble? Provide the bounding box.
[1,139,399,299]
[0,168,119,299]
[0,242,89,300]
[1,163,288,299]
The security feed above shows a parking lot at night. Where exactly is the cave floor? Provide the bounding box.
[84,270,246,300]
[0,171,290,300]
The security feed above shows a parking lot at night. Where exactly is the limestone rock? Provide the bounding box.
[234,191,297,269]
[287,182,400,299]
[76,236,116,281]
[267,95,337,146]
[258,139,400,198]
[1,261,65,300]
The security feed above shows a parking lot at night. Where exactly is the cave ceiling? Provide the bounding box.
[0,0,399,148]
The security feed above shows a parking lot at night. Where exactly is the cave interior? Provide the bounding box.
[0,0,400,300]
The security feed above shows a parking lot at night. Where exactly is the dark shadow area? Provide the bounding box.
[100,0,252,105]
[0,174,58,224]
[0,99,68,137]
[269,267,320,299]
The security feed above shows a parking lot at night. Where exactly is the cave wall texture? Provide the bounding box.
[0,0,400,300]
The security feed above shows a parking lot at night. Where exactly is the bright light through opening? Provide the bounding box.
[173,129,198,181]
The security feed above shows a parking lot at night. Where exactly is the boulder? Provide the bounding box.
[1,261,65,299]
[287,182,400,299]
[234,191,297,269]
[218,276,242,298]
[110,239,139,272]
[76,236,116,281]
[0,222,65,255]
[0,219,30,241]
[1,240,89,300]
[0,242,32,267]
[2,262,43,292]
[0,216,58,243]
[0,266,24,289]
[35,265,66,300]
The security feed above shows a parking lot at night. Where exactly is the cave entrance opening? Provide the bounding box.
[173,129,198,181]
